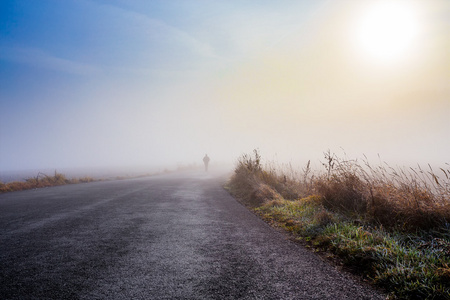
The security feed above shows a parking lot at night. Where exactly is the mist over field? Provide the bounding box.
[1,0,449,176]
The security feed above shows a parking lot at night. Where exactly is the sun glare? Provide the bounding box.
[355,1,420,63]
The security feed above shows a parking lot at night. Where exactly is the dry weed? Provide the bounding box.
[229,149,450,231]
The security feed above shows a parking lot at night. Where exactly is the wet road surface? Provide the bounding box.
[0,170,385,299]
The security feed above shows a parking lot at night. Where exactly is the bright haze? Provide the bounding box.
[0,0,449,173]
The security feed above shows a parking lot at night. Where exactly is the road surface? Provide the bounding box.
[0,170,385,299]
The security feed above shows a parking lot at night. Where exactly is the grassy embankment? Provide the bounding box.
[0,171,95,193]
[227,150,450,300]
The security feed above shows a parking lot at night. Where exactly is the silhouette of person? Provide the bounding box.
[203,154,210,172]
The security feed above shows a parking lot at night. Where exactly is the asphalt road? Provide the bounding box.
[0,170,385,299]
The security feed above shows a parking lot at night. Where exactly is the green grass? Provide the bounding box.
[227,150,450,299]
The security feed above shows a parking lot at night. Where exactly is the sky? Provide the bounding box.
[0,0,449,173]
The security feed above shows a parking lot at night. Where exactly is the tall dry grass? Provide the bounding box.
[228,150,450,298]
[227,149,311,207]
[315,151,450,231]
[229,150,450,232]
[0,171,95,193]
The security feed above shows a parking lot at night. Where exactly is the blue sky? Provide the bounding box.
[1,0,449,172]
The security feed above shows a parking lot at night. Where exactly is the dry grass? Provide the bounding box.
[0,171,95,193]
[315,151,450,231]
[227,150,450,299]
[227,149,309,207]
[229,149,450,232]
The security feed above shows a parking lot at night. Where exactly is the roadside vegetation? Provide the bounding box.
[227,150,450,299]
[0,171,95,193]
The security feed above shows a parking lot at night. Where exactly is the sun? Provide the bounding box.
[355,1,420,64]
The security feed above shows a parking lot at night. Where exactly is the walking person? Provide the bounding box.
[203,154,210,172]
